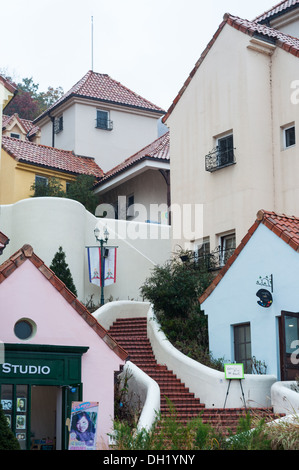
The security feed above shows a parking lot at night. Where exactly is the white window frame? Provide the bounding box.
[219,232,236,266]
[283,124,296,149]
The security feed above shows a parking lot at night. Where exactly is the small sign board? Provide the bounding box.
[224,363,244,380]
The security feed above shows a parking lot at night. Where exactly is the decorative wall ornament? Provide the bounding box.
[256,288,273,308]
[256,274,273,292]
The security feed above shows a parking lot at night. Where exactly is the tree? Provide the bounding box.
[30,177,65,198]
[0,404,20,450]
[30,175,98,213]
[50,247,78,297]
[5,90,40,121]
[140,249,213,319]
[140,249,220,366]
[4,74,64,120]
[66,175,98,213]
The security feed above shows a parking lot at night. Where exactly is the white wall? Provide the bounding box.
[40,101,161,173]
[201,224,299,378]
[166,23,299,252]
[0,197,171,305]
[97,169,168,224]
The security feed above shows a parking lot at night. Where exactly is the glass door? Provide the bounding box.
[281,311,299,380]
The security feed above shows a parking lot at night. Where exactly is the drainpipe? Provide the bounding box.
[159,169,171,225]
[48,112,55,147]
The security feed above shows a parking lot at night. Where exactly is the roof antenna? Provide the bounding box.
[91,16,94,71]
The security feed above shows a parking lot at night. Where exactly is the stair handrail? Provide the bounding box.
[147,306,277,409]
[121,361,160,433]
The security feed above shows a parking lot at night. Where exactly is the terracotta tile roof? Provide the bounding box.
[0,232,9,255]
[2,136,103,178]
[2,113,41,139]
[199,210,299,304]
[163,13,299,123]
[0,244,128,361]
[254,0,299,24]
[0,75,17,96]
[95,131,170,186]
[35,70,165,123]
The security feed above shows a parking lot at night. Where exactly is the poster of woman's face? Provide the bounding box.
[17,397,26,412]
[16,415,26,429]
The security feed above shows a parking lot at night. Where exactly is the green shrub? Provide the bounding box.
[140,249,224,369]
[0,404,20,450]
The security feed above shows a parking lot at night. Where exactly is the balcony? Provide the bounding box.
[95,118,113,131]
[196,245,236,271]
[205,144,236,172]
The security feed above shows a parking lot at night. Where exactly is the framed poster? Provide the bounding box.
[17,397,26,412]
[68,402,99,450]
[224,363,244,380]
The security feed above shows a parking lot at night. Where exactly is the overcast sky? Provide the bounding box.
[1,0,279,111]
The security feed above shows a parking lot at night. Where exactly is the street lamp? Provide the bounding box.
[94,225,109,305]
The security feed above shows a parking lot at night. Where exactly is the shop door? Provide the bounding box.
[61,384,82,450]
[280,311,299,380]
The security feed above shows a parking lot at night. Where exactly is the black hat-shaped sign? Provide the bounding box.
[256,289,273,308]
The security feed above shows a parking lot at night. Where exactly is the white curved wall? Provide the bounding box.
[0,198,171,305]
[271,381,299,415]
[147,307,276,409]
[96,302,277,412]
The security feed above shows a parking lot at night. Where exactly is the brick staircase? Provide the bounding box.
[108,316,282,434]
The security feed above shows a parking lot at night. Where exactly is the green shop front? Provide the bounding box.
[0,343,88,450]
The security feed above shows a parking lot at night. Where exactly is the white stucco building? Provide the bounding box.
[34,70,165,173]
[200,209,299,381]
[94,131,170,224]
[163,1,299,261]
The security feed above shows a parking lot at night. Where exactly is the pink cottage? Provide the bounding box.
[0,243,128,450]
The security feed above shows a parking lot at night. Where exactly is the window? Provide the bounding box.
[10,132,20,139]
[96,110,113,130]
[126,194,135,220]
[284,125,296,148]
[234,323,252,373]
[54,115,63,134]
[217,134,234,164]
[195,238,211,269]
[14,319,36,340]
[219,233,236,266]
[35,175,48,187]
[205,132,235,172]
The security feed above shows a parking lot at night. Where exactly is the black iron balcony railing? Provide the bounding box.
[95,118,113,131]
[196,246,236,271]
[205,146,236,172]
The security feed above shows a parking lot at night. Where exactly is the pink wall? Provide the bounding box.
[0,260,125,448]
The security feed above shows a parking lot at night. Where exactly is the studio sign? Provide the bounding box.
[2,362,51,375]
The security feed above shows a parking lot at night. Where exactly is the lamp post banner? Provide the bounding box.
[87,247,117,287]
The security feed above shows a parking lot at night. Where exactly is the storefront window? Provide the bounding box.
[1,384,13,428]
[16,385,29,449]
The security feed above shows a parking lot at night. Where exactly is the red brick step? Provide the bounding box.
[108,317,282,434]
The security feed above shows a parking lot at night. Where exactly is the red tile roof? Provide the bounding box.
[199,210,299,304]
[163,13,299,123]
[35,70,165,123]
[96,131,169,186]
[2,136,103,178]
[254,0,299,23]
[3,113,40,139]
[0,232,9,255]
[0,244,128,361]
[0,75,17,96]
